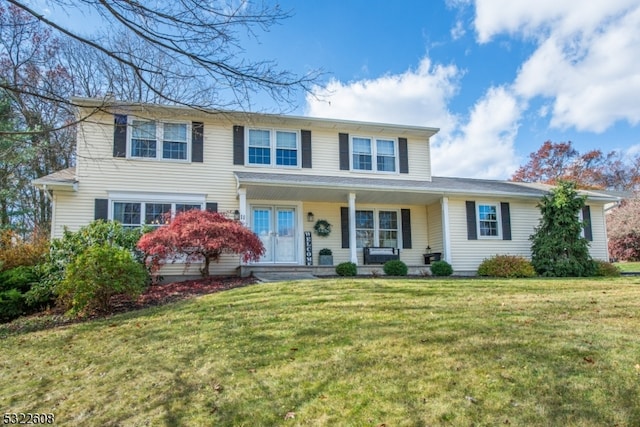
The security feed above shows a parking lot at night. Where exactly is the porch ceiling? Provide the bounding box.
[242,182,443,205]
[234,171,622,204]
[235,171,444,205]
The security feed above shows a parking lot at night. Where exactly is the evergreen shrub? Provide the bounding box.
[335,262,357,277]
[430,260,453,276]
[383,260,408,276]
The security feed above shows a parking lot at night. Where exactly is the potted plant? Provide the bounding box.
[319,248,333,266]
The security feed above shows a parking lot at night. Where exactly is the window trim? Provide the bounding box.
[355,208,402,248]
[127,118,192,162]
[350,136,399,174]
[245,127,301,168]
[476,202,502,239]
[108,192,206,228]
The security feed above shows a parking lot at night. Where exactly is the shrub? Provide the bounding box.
[430,260,453,276]
[319,248,332,256]
[0,266,38,292]
[335,262,357,276]
[0,288,24,322]
[530,181,594,277]
[477,255,536,278]
[39,220,148,302]
[383,260,408,276]
[592,260,621,277]
[56,245,148,315]
[0,266,47,321]
[0,229,49,271]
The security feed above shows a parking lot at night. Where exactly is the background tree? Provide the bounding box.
[2,0,320,130]
[530,181,595,277]
[606,194,640,261]
[0,2,320,233]
[512,140,640,191]
[0,5,75,234]
[137,210,265,278]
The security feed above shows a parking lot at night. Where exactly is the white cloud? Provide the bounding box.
[305,57,460,132]
[305,58,522,179]
[474,0,640,132]
[451,20,466,40]
[432,86,522,178]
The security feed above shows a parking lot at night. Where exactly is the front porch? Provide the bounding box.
[239,264,433,278]
[234,171,452,269]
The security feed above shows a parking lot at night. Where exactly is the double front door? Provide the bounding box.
[252,206,297,263]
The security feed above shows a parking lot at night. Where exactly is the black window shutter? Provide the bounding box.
[301,130,312,168]
[339,133,350,170]
[399,137,409,174]
[500,202,512,240]
[206,202,218,212]
[466,201,478,240]
[233,125,244,165]
[95,199,109,220]
[113,114,127,158]
[401,208,412,249]
[192,122,204,163]
[341,207,350,248]
[582,206,593,241]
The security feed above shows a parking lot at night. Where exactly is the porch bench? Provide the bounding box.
[363,247,400,265]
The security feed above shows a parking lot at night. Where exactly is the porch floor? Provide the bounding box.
[239,264,432,279]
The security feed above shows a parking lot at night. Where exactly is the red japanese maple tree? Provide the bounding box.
[137,210,264,277]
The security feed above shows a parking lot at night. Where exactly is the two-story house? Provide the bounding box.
[34,97,618,277]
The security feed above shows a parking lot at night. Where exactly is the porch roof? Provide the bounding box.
[234,171,621,205]
[32,167,78,191]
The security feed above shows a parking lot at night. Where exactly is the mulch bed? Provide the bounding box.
[1,276,259,335]
[109,276,259,314]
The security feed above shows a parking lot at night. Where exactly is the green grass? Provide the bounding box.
[614,261,640,273]
[2,277,640,426]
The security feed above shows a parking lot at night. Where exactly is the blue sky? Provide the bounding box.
[239,0,640,179]
[42,0,640,179]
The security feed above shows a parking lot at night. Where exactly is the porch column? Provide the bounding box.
[441,196,451,263]
[348,192,357,264]
[238,188,247,226]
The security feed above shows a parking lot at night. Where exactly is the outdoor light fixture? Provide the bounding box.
[307,212,315,222]
[234,210,240,221]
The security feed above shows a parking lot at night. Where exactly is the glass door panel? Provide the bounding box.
[275,208,296,263]
[252,207,273,263]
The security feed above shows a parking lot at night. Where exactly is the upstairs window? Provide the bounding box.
[352,138,372,171]
[130,120,190,161]
[131,120,157,158]
[376,139,396,172]
[247,128,299,167]
[162,123,188,160]
[351,137,397,173]
[276,131,298,166]
[248,129,271,165]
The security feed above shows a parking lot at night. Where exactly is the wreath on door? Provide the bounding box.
[313,219,332,237]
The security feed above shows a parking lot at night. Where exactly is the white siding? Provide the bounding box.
[447,197,610,273]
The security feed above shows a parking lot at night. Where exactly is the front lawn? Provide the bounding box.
[615,261,640,273]
[2,277,639,426]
